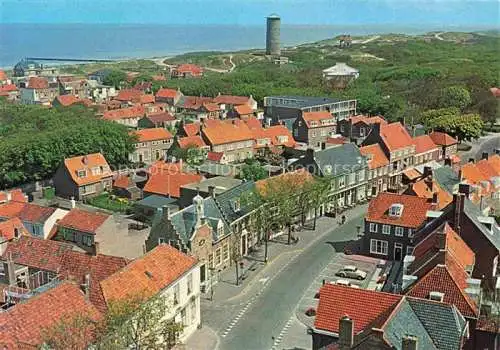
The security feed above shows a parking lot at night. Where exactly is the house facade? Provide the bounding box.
[292,111,336,147]
[19,76,59,105]
[87,80,117,103]
[130,128,174,164]
[430,131,458,161]
[412,134,440,166]
[337,115,387,145]
[359,144,390,198]
[155,88,184,106]
[363,192,434,261]
[102,105,145,127]
[171,64,204,78]
[53,153,113,201]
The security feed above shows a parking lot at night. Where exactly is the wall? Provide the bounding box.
[363,220,415,261]
[53,165,79,199]
[43,208,69,239]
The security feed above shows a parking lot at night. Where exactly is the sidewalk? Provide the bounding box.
[206,204,368,304]
[176,325,219,350]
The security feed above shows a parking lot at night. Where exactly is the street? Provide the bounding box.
[199,207,366,350]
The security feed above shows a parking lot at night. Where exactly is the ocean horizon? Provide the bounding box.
[0,23,497,68]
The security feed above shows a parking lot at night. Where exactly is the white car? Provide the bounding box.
[332,279,360,288]
[335,265,367,280]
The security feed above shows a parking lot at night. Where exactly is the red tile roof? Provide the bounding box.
[113,174,134,189]
[406,255,479,318]
[175,64,203,75]
[0,202,56,223]
[145,112,175,124]
[477,316,500,333]
[140,94,155,105]
[100,244,197,302]
[55,94,91,107]
[410,179,453,210]
[181,96,214,110]
[201,102,220,112]
[366,192,433,228]
[177,135,207,149]
[349,115,387,126]
[325,136,347,145]
[0,70,8,81]
[202,119,255,146]
[413,134,438,154]
[148,161,184,175]
[103,105,145,121]
[244,117,263,130]
[63,153,113,186]
[144,171,203,198]
[183,122,200,136]
[0,84,18,92]
[379,122,414,152]
[213,95,252,105]
[429,131,458,146]
[27,77,48,89]
[207,151,224,162]
[132,128,173,143]
[0,282,101,349]
[1,236,74,272]
[234,104,254,116]
[360,144,389,169]
[0,189,27,203]
[156,88,178,99]
[302,111,335,128]
[115,88,142,102]
[314,284,402,334]
[253,125,296,148]
[57,208,109,234]
[0,218,28,241]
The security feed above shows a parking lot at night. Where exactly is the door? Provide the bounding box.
[241,234,247,256]
[394,243,403,261]
[139,153,143,163]
[200,264,206,283]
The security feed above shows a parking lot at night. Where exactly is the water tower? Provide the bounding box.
[266,14,281,56]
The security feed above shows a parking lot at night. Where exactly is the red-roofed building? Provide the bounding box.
[174,135,209,151]
[155,87,183,105]
[102,105,145,127]
[293,111,336,147]
[138,112,176,129]
[171,64,204,78]
[252,125,296,152]
[100,244,201,341]
[53,94,92,107]
[213,94,257,112]
[412,134,439,166]
[429,131,458,160]
[360,144,390,197]
[144,171,203,198]
[181,122,201,137]
[0,218,28,241]
[0,189,27,204]
[20,76,59,106]
[362,122,416,191]
[115,88,155,106]
[337,114,387,145]
[53,153,113,201]
[129,128,174,164]
[363,192,434,260]
[405,167,453,210]
[228,104,255,119]
[206,151,227,164]
[0,83,18,101]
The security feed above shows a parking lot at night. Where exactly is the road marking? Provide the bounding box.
[259,277,269,283]
[270,317,294,350]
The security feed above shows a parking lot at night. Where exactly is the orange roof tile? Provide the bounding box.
[325,136,347,145]
[57,208,109,234]
[103,105,145,121]
[176,64,203,75]
[202,119,254,146]
[366,192,433,228]
[359,144,389,169]
[0,84,18,92]
[207,151,224,162]
[177,135,207,149]
[183,122,200,136]
[156,88,178,99]
[100,244,197,302]
[0,70,8,81]
[132,128,173,143]
[380,122,414,151]
[244,117,263,130]
[139,94,155,104]
[201,102,220,112]
[349,115,387,126]
[63,153,112,186]
[314,284,402,334]
[234,104,254,116]
[302,111,335,128]
[113,174,134,189]
[476,157,499,180]
[27,76,48,89]
[429,131,457,146]
[0,189,27,203]
[403,168,421,180]
[148,161,184,175]
[0,202,56,223]
[410,179,453,210]
[55,94,91,107]
[256,125,296,148]
[144,172,203,198]
[145,112,175,124]
[115,88,142,102]
[413,134,438,154]
[213,95,252,105]
[0,218,28,240]
[461,162,488,184]
[0,282,101,348]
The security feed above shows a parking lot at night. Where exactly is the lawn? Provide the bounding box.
[87,193,132,213]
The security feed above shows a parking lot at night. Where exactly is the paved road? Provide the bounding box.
[215,213,365,350]
[460,133,500,164]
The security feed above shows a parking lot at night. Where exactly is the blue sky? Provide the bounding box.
[0,0,498,27]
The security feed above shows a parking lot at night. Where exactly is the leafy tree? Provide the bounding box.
[169,143,206,166]
[103,70,127,89]
[473,91,500,126]
[437,86,472,110]
[239,160,267,181]
[422,108,484,141]
[131,74,153,86]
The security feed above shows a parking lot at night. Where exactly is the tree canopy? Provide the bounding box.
[103,70,127,89]
[239,160,267,181]
[421,107,484,141]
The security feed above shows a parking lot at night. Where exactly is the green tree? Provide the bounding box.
[169,143,206,166]
[437,86,472,110]
[239,160,267,181]
[103,70,127,89]
[422,108,484,141]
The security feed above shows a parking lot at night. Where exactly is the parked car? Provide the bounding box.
[331,279,360,288]
[335,265,367,280]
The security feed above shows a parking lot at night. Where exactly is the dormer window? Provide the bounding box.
[217,220,224,237]
[77,169,86,178]
[310,121,317,127]
[389,204,404,217]
[233,199,240,212]
[428,291,444,302]
[324,165,332,175]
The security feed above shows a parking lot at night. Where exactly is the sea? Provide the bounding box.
[0,23,494,68]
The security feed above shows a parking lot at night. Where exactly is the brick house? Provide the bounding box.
[337,115,387,145]
[292,111,336,148]
[143,162,203,199]
[102,105,145,128]
[129,128,174,164]
[201,119,255,163]
[252,124,296,155]
[114,89,155,106]
[53,94,92,108]
[171,64,204,78]
[412,134,440,166]
[359,144,390,198]
[19,76,59,106]
[53,153,113,200]
[362,122,416,192]
[138,112,177,129]
[363,192,434,261]
[213,94,258,115]
[155,87,183,106]
[57,76,90,99]
[227,104,255,119]
[430,131,458,161]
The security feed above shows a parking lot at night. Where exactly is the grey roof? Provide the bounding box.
[213,181,256,224]
[182,176,242,193]
[383,298,436,350]
[136,195,177,209]
[406,297,466,350]
[314,143,367,176]
[464,199,500,249]
[433,166,460,194]
[265,95,341,109]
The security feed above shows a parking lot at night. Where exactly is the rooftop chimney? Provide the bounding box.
[3,254,16,286]
[6,191,11,202]
[452,193,465,236]
[208,185,216,198]
[458,183,471,199]
[482,152,489,160]
[444,157,452,167]
[70,196,76,209]
[423,166,432,179]
[83,273,91,300]
[468,158,475,164]
[402,335,418,350]
[162,205,171,218]
[82,155,89,165]
[339,316,354,350]
[431,192,439,206]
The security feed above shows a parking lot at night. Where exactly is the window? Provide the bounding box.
[77,169,86,178]
[223,243,229,261]
[389,204,404,217]
[359,127,365,136]
[215,248,222,266]
[311,131,317,138]
[64,229,77,242]
[173,284,180,305]
[338,176,346,188]
[208,253,214,269]
[406,246,414,256]
[382,225,391,234]
[233,200,240,212]
[82,234,93,247]
[217,220,224,237]
[158,237,166,244]
[293,129,298,137]
[348,173,356,185]
[369,223,378,233]
[340,125,345,132]
[408,229,413,238]
[395,227,404,237]
[181,307,188,326]
[370,239,388,255]
[357,170,365,182]
[187,273,193,295]
[323,165,332,175]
